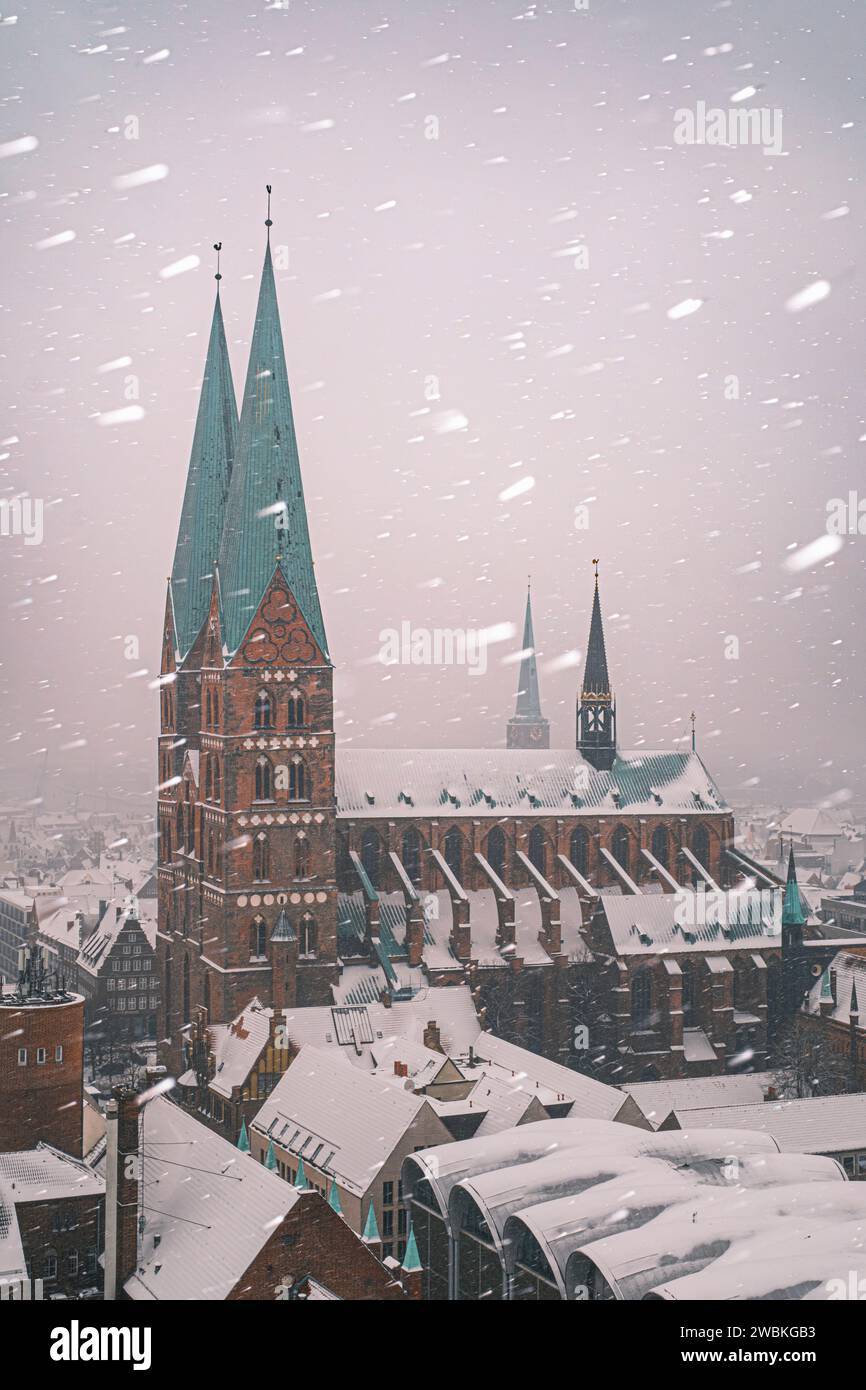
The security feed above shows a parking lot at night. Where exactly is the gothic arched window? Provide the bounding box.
[528,825,547,876]
[402,828,422,885]
[612,826,631,877]
[254,689,274,730]
[651,825,670,871]
[255,756,272,801]
[294,835,310,879]
[486,825,506,879]
[212,757,221,802]
[692,823,710,867]
[361,828,380,887]
[570,825,589,877]
[287,693,304,728]
[289,759,307,801]
[249,916,267,959]
[253,833,270,883]
[631,968,652,1028]
[443,827,463,881]
[681,960,695,1024]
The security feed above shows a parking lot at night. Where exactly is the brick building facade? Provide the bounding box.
[0,944,85,1157]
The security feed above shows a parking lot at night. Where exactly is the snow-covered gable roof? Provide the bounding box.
[781,808,844,839]
[336,748,727,819]
[623,1071,779,1125]
[251,1044,447,1196]
[209,997,272,1099]
[470,1033,642,1125]
[804,950,866,1026]
[126,1096,301,1302]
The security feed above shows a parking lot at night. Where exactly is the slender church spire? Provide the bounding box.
[506,582,549,749]
[781,843,807,1017]
[218,190,327,656]
[576,560,616,770]
[170,268,238,660]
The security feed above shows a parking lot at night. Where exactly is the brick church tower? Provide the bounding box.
[157,216,337,1074]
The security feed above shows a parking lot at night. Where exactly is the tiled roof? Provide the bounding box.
[470,1033,634,1124]
[335,748,727,819]
[209,998,272,1099]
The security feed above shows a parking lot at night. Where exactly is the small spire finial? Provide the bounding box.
[690,710,696,751]
[266,183,273,237]
[592,557,599,580]
[213,241,222,284]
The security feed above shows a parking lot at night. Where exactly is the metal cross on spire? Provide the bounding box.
[213,241,222,284]
[592,557,599,580]
[266,183,273,238]
[690,710,696,752]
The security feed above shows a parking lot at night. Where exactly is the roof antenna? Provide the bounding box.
[266,183,273,240]
[213,242,222,287]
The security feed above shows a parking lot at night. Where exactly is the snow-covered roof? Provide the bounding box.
[251,1044,448,1196]
[623,1071,779,1125]
[335,749,728,819]
[469,1033,641,1125]
[670,1093,866,1155]
[781,808,844,839]
[126,1096,300,1302]
[598,892,780,955]
[209,997,272,1099]
[0,1143,105,1204]
[0,1183,26,1287]
[281,987,482,1071]
[573,1180,866,1301]
[369,1036,458,1090]
[804,950,866,1026]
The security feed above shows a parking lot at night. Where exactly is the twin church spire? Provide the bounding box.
[505,564,617,765]
[169,194,327,666]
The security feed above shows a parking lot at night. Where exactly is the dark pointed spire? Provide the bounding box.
[170,286,238,660]
[850,977,860,1019]
[582,560,611,697]
[218,211,328,657]
[506,582,549,749]
[576,560,616,769]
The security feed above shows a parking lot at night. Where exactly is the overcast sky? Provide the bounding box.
[1,0,864,814]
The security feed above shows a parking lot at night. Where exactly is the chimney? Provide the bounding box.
[393,1060,408,1078]
[104,1088,140,1300]
[379,990,392,1009]
[764,1085,777,1102]
[422,1020,443,1054]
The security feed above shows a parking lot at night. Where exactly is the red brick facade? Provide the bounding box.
[157,572,338,1073]
[0,996,84,1156]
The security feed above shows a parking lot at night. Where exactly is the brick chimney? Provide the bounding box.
[422,1020,443,1054]
[405,900,424,968]
[104,1087,140,1300]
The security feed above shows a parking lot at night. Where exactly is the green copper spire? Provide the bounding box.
[782,844,806,927]
[294,1156,309,1190]
[327,1176,342,1215]
[171,286,238,660]
[401,1222,422,1273]
[237,1117,250,1153]
[819,967,833,1002]
[265,1138,277,1171]
[218,217,327,656]
[361,1201,380,1243]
